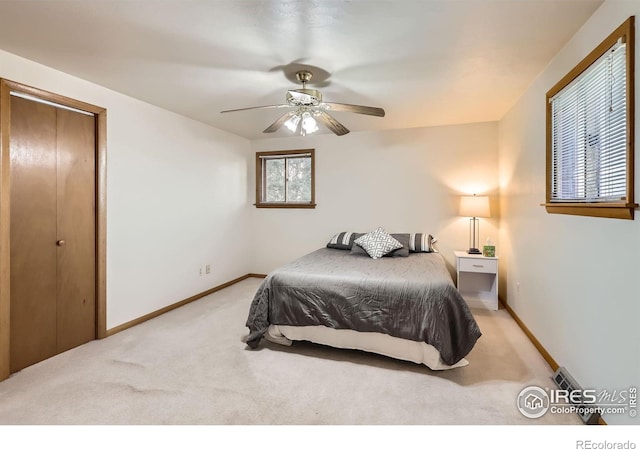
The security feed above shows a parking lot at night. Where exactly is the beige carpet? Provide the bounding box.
[0,278,581,425]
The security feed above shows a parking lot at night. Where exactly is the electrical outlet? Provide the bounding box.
[199,267,203,276]
[205,264,211,275]
[516,282,520,295]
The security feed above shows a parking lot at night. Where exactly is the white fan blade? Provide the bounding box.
[263,111,296,133]
[320,102,385,117]
[221,104,290,113]
[316,111,350,136]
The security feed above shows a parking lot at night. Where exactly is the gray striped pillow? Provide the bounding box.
[326,231,363,250]
[408,233,437,252]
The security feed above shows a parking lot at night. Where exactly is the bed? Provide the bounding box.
[245,239,482,370]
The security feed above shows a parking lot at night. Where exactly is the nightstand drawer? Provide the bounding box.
[459,258,497,274]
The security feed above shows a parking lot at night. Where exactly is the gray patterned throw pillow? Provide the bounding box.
[354,227,403,260]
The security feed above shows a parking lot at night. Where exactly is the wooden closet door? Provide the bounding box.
[56,108,96,352]
[9,96,96,372]
[9,96,58,372]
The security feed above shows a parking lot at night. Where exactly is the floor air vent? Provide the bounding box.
[553,367,600,425]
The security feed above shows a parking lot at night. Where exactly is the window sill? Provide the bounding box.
[255,203,317,209]
[541,202,637,219]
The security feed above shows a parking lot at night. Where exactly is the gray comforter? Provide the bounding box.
[245,248,481,365]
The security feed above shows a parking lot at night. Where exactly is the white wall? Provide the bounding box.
[0,49,252,329]
[498,1,639,425]
[249,122,499,275]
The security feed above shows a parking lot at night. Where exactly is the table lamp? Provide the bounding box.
[459,194,490,254]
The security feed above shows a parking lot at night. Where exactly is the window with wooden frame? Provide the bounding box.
[545,16,636,219]
[255,149,316,208]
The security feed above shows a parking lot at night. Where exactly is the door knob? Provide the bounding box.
[56,240,65,246]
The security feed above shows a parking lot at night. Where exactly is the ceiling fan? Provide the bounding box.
[220,70,385,136]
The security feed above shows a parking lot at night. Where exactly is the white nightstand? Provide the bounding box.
[454,251,499,311]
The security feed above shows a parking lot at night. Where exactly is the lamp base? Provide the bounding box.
[467,248,482,255]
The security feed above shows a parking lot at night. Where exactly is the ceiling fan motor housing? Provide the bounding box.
[287,89,322,106]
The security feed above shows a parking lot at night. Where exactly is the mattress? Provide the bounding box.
[265,324,469,370]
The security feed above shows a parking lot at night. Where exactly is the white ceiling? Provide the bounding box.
[0,0,602,140]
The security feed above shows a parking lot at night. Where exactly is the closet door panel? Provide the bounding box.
[56,108,96,352]
[9,96,58,372]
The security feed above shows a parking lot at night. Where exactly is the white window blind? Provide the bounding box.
[550,39,627,202]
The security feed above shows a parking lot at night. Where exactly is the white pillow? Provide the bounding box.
[354,227,403,260]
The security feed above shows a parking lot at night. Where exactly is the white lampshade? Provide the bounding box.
[459,195,490,218]
[284,114,300,132]
[301,112,318,135]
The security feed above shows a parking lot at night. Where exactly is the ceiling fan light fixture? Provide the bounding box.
[283,110,319,136]
[284,114,301,132]
[301,111,318,135]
